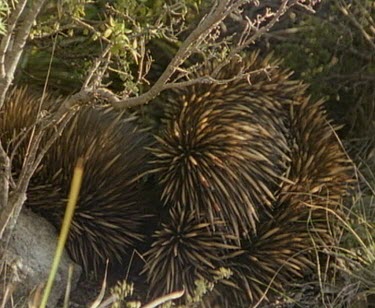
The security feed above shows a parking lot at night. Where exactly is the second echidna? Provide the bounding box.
[144,52,353,306]
[202,95,353,306]
[0,87,153,274]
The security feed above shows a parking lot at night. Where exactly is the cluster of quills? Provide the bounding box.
[0,52,353,306]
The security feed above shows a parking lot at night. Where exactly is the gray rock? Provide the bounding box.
[1,208,82,307]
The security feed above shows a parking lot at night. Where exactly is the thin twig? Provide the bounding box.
[212,0,296,77]
[72,17,111,44]
[336,0,375,51]
[162,66,275,90]
[0,141,10,210]
[82,45,112,89]
[142,290,185,308]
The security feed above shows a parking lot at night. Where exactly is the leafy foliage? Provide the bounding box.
[18,0,204,94]
[0,0,8,35]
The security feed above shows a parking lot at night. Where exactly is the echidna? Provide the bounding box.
[142,205,237,300]
[144,52,353,306]
[0,87,153,274]
[149,52,302,236]
[202,95,353,307]
[202,207,336,307]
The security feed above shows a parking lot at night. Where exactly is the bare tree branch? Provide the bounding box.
[110,0,233,109]
[162,65,275,89]
[0,0,47,240]
[0,89,95,239]
[103,0,302,109]
[0,0,28,78]
[0,0,47,107]
[82,45,113,90]
[0,141,10,210]
[212,0,295,77]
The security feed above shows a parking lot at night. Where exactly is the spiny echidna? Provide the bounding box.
[149,52,301,236]
[142,205,237,301]
[202,208,334,307]
[0,87,153,275]
[202,95,353,306]
[144,52,353,306]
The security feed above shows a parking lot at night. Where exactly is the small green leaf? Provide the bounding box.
[103,28,113,38]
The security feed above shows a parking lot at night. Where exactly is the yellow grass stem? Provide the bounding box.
[40,158,84,308]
